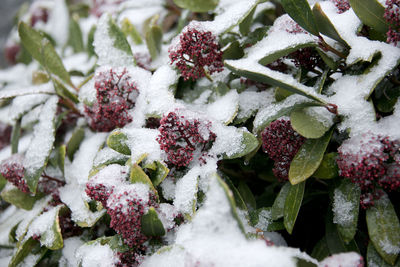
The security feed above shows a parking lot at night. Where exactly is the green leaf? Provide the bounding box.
[271,182,291,220]
[173,0,219,12]
[67,127,85,161]
[313,152,339,179]
[225,61,326,104]
[0,175,6,192]
[18,22,73,87]
[223,130,259,159]
[311,237,330,261]
[366,193,400,265]
[58,145,66,175]
[11,118,21,154]
[9,238,47,267]
[317,49,339,71]
[253,101,323,134]
[67,14,84,53]
[24,96,58,193]
[284,181,305,234]
[222,41,244,60]
[53,78,79,104]
[290,108,332,139]
[1,185,42,210]
[289,129,332,185]
[148,161,169,187]
[237,181,257,211]
[325,212,359,254]
[367,243,400,267]
[87,25,96,57]
[333,179,360,243]
[130,164,157,195]
[107,131,131,155]
[239,5,256,36]
[141,207,166,237]
[145,15,163,60]
[121,18,143,45]
[215,173,246,234]
[107,16,134,58]
[258,43,317,66]
[349,0,389,34]
[280,0,319,36]
[220,174,248,211]
[312,3,347,45]
[40,205,64,250]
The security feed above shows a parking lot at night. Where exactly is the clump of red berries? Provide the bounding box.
[384,0,400,46]
[4,43,20,65]
[169,26,224,81]
[115,247,145,267]
[261,119,306,181]
[157,111,217,167]
[331,0,351,13]
[86,183,113,208]
[107,188,158,248]
[288,48,322,71]
[337,133,400,208]
[0,154,29,193]
[84,68,139,132]
[30,7,49,27]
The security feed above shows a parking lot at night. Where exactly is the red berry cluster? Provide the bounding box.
[4,44,20,65]
[86,182,113,208]
[30,7,49,27]
[115,248,145,267]
[337,133,400,208]
[331,0,351,13]
[107,190,158,248]
[288,48,322,71]
[0,154,29,193]
[157,112,217,167]
[84,68,139,132]
[261,119,306,181]
[169,27,224,81]
[384,0,400,46]
[0,122,12,150]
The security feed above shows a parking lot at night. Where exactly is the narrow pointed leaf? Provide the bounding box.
[289,129,332,185]
[173,0,218,12]
[149,161,169,187]
[284,181,305,234]
[145,16,163,60]
[221,174,248,211]
[349,0,389,34]
[107,16,133,57]
[223,130,259,159]
[11,119,21,154]
[141,207,166,237]
[367,243,400,267]
[271,182,291,220]
[121,18,143,45]
[312,3,347,45]
[67,127,85,161]
[68,14,84,53]
[333,179,360,243]
[9,238,46,267]
[107,131,131,155]
[366,194,400,265]
[238,181,257,211]
[313,152,339,179]
[239,5,256,36]
[1,185,41,210]
[326,213,359,254]
[40,205,64,250]
[280,0,319,36]
[130,164,157,195]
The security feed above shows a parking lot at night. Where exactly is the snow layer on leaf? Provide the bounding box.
[142,175,317,267]
[93,147,127,168]
[319,252,363,267]
[206,90,239,124]
[173,166,200,216]
[94,14,134,67]
[158,203,178,231]
[23,96,58,184]
[160,177,176,201]
[209,123,244,157]
[0,82,54,99]
[237,89,275,120]
[256,209,272,231]
[0,206,25,246]
[379,236,400,255]
[25,205,60,246]
[76,242,118,267]
[63,53,97,74]
[89,164,128,190]
[59,237,85,267]
[123,128,163,162]
[333,189,355,227]
[9,94,49,122]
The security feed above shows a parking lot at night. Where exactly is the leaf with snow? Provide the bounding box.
[24,96,58,193]
[1,184,42,210]
[223,129,259,159]
[290,106,333,139]
[284,181,305,234]
[366,193,400,265]
[0,83,54,100]
[94,14,134,67]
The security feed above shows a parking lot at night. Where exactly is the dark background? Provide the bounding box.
[0,0,31,68]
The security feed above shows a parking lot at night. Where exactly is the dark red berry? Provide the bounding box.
[261,119,306,181]
[4,44,20,65]
[331,0,351,14]
[0,154,29,193]
[384,0,400,46]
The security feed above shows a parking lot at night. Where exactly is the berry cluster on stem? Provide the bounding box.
[384,0,400,46]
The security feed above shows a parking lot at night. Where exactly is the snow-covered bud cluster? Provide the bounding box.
[84,68,139,132]
[337,133,400,208]
[85,182,113,208]
[289,48,322,71]
[384,0,400,46]
[0,154,29,193]
[107,189,158,248]
[116,249,145,267]
[261,119,306,181]
[91,0,125,17]
[331,0,351,13]
[169,26,224,81]
[157,112,217,167]
[30,7,49,27]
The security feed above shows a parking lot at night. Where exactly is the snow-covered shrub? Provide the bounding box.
[0,0,399,266]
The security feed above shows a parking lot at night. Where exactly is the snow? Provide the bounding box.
[332,189,355,227]
[255,209,272,231]
[318,252,363,267]
[379,237,400,255]
[123,128,163,163]
[92,147,128,168]
[25,205,60,247]
[9,94,50,122]
[23,96,58,187]
[59,237,85,267]
[76,242,118,267]
[0,82,54,99]
[173,166,200,216]
[206,90,239,124]
[142,174,318,267]
[237,89,275,121]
